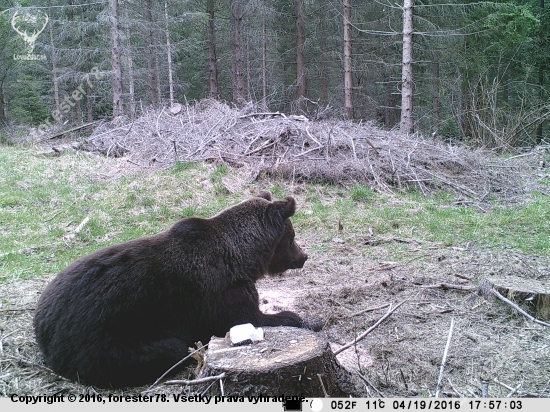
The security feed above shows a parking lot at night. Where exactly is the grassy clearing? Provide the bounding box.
[1,146,549,283]
[290,186,550,259]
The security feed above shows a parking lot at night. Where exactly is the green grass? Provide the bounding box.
[312,192,549,254]
[1,145,549,283]
[210,164,230,196]
[349,184,375,202]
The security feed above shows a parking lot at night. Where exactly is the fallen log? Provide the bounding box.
[40,121,101,141]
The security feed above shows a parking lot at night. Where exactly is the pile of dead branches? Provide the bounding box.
[85,99,531,203]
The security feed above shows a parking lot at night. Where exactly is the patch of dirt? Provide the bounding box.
[1,239,549,398]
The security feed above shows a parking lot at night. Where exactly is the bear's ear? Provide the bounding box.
[273,196,296,219]
[256,190,272,201]
[264,196,296,234]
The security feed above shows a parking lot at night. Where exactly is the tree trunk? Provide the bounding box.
[536,0,545,144]
[73,77,82,123]
[458,74,471,140]
[246,35,251,101]
[164,0,174,105]
[399,0,414,135]
[198,327,356,397]
[207,0,219,100]
[155,52,162,104]
[49,24,60,120]
[109,0,124,117]
[262,16,267,109]
[536,66,544,144]
[295,0,307,114]
[384,45,395,130]
[145,0,159,107]
[86,76,93,123]
[343,0,353,120]
[123,8,136,118]
[0,80,6,124]
[230,0,245,108]
[432,55,440,140]
[319,1,329,108]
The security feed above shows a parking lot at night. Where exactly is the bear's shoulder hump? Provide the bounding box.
[169,217,209,237]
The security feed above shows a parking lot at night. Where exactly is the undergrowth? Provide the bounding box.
[1,146,549,284]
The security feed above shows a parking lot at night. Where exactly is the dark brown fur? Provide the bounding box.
[33,191,318,388]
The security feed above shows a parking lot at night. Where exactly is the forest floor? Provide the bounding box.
[3,213,550,398]
[1,102,550,398]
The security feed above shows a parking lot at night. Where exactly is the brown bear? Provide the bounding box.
[33,190,319,389]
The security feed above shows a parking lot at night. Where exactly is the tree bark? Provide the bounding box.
[230,0,245,108]
[144,0,160,107]
[295,0,307,114]
[536,0,545,144]
[399,0,414,135]
[155,51,162,104]
[109,0,124,117]
[246,34,251,101]
[536,66,544,144]
[122,8,136,118]
[207,0,219,100]
[432,54,440,139]
[343,0,353,120]
[262,15,267,108]
[0,80,6,124]
[86,75,93,123]
[164,0,174,105]
[49,24,60,120]
[73,77,82,123]
[319,1,329,108]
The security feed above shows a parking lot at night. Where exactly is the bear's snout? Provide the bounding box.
[295,250,307,268]
[284,243,307,270]
[267,239,308,274]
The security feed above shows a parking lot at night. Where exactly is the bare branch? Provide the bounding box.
[164,373,226,386]
[435,317,455,398]
[334,300,407,355]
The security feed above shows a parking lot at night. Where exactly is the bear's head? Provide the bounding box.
[267,219,308,275]
[255,191,308,275]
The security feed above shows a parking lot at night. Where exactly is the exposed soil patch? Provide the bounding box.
[2,240,549,397]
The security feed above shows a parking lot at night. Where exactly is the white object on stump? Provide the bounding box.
[229,323,264,345]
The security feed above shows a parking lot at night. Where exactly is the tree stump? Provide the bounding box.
[487,275,550,320]
[198,326,356,397]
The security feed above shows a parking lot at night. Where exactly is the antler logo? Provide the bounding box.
[11,9,49,55]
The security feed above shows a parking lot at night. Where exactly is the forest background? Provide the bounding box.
[0,0,549,148]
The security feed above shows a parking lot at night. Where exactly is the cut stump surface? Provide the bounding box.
[199,326,356,397]
[487,275,550,320]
